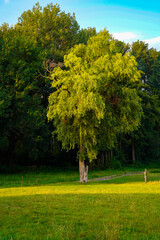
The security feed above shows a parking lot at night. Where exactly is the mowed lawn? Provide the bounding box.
[0,171,160,240]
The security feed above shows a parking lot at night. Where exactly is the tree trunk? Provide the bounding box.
[105,151,108,166]
[111,150,113,159]
[8,135,15,167]
[79,125,88,183]
[102,152,106,168]
[101,152,105,166]
[132,140,135,163]
[79,160,88,183]
[119,140,122,151]
[105,151,110,168]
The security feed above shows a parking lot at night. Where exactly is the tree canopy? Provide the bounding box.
[47,30,143,181]
[0,2,159,173]
[16,2,80,62]
[0,24,48,165]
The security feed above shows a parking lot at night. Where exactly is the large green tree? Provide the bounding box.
[16,2,80,62]
[0,24,48,166]
[130,41,160,163]
[109,41,160,166]
[0,3,99,168]
[47,30,142,182]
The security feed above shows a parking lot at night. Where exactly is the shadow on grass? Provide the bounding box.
[0,172,159,189]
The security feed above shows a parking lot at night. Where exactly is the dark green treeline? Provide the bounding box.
[0,2,159,170]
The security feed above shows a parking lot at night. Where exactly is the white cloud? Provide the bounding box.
[111,32,140,42]
[144,37,160,50]
[145,36,160,44]
[111,32,160,51]
[4,0,10,4]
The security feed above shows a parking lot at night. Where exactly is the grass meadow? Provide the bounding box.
[0,169,160,240]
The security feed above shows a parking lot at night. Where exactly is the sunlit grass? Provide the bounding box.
[0,180,160,198]
[0,172,160,240]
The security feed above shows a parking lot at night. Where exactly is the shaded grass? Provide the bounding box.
[0,167,148,188]
[0,170,78,188]
[102,172,160,184]
[0,173,160,240]
[150,169,160,173]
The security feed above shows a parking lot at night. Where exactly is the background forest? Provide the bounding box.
[0,2,160,171]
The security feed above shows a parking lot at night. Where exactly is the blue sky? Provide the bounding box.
[0,0,160,50]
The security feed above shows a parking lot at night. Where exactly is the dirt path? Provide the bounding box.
[88,171,144,181]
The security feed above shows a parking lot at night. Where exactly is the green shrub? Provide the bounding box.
[110,157,122,169]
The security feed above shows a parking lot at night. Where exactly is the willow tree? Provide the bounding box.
[47,30,142,182]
